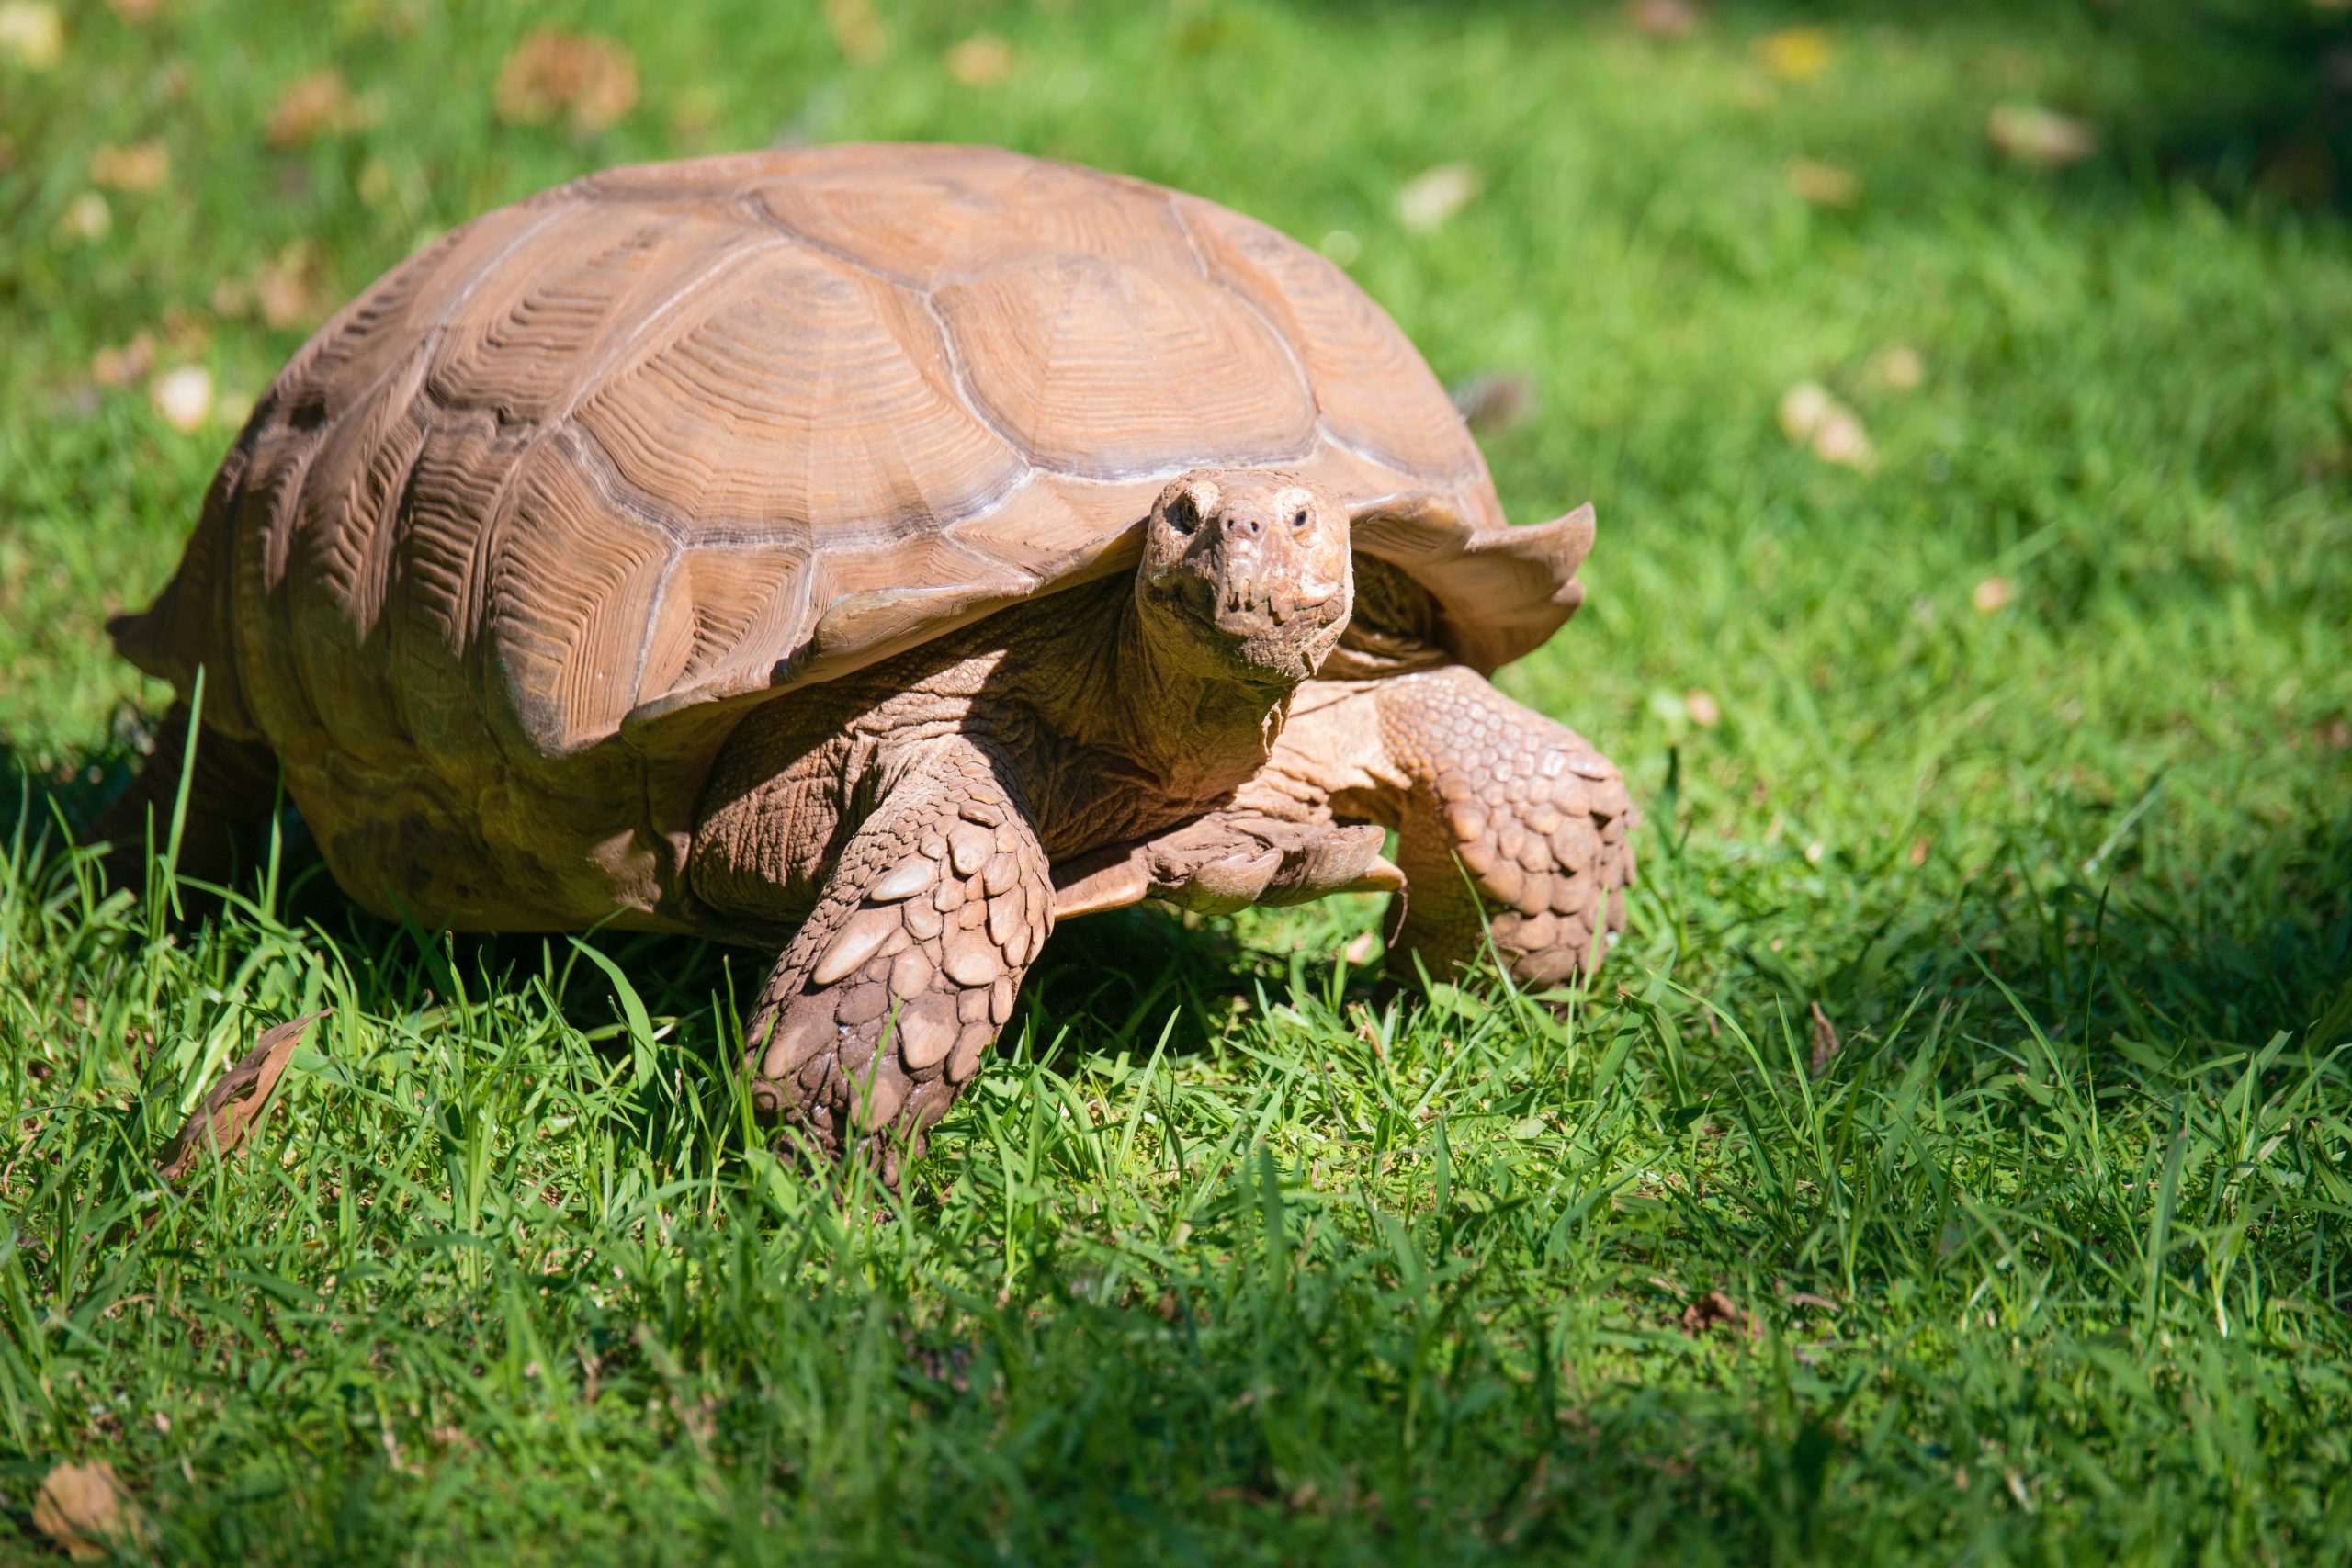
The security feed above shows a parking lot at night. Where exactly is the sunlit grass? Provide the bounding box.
[5,0,2351,1561]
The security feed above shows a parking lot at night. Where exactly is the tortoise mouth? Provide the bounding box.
[1159,580,1343,644]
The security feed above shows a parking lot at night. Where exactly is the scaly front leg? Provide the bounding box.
[743,736,1054,1179]
[1236,667,1638,987]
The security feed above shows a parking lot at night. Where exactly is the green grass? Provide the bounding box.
[6,0,2352,1561]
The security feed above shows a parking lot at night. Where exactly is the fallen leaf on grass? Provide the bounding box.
[1624,0,1703,40]
[0,1,62,70]
[1342,931,1379,966]
[1684,687,1721,728]
[58,190,111,243]
[1449,371,1535,434]
[267,70,372,147]
[1760,26,1834,81]
[1867,344,1924,390]
[1971,575,2013,614]
[33,1461,152,1562]
[90,139,168,193]
[1680,1289,1758,1340]
[823,0,887,65]
[155,1010,326,1181]
[1396,162,1481,234]
[91,332,155,388]
[149,365,212,432]
[946,33,1012,86]
[1808,1000,1841,1077]
[1987,103,2096,170]
[496,30,638,133]
[1785,156,1860,208]
[252,241,327,329]
[1778,380,1876,470]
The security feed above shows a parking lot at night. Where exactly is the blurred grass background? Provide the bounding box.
[4,0,2352,1562]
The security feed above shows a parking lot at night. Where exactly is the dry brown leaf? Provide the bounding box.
[823,0,886,65]
[91,331,155,388]
[496,30,638,133]
[946,32,1012,86]
[1778,380,1876,470]
[1760,26,1833,81]
[1972,575,2014,614]
[1785,156,1859,208]
[58,190,111,242]
[252,241,325,329]
[90,139,168,193]
[157,303,208,355]
[0,1,63,70]
[1624,0,1703,39]
[1987,103,2096,170]
[266,70,368,147]
[1684,687,1722,728]
[155,1010,326,1181]
[33,1461,152,1562]
[1342,931,1379,966]
[1449,371,1535,434]
[1808,1000,1841,1077]
[1867,344,1924,390]
[1396,163,1481,234]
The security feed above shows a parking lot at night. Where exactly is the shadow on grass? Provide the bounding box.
[1724,799,2352,1070]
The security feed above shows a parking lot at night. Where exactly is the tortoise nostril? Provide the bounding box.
[1224,511,1262,541]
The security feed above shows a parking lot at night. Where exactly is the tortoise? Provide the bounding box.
[107,143,1637,1171]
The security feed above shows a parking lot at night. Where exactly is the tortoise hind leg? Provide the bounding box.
[741,736,1054,1180]
[92,703,283,899]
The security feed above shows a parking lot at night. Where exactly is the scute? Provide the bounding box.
[1178,197,1488,493]
[933,250,1317,479]
[747,143,1199,289]
[573,241,1025,534]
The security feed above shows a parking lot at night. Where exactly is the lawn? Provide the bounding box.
[5,0,2352,1562]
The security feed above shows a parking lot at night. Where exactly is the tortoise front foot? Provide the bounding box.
[742,739,1052,1182]
[1378,668,1638,987]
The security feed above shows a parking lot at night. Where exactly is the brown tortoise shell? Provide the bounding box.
[111,144,1595,931]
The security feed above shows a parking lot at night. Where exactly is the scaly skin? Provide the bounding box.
[1228,666,1638,987]
[740,736,1052,1177]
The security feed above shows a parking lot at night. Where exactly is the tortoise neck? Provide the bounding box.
[1020,580,1298,802]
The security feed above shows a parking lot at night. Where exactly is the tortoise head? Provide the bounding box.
[1136,469,1354,686]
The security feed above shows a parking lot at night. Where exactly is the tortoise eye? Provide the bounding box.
[1165,493,1200,535]
[1290,508,1310,529]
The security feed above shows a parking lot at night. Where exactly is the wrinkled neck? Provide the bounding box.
[1021,582,1295,796]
